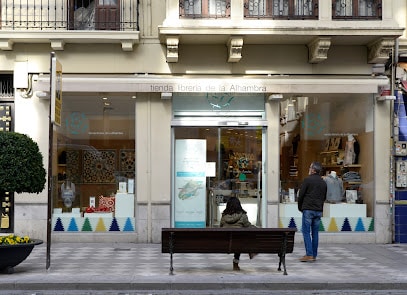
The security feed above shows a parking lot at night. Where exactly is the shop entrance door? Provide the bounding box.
[173,126,264,228]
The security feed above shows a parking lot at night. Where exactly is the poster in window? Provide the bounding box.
[174,139,207,228]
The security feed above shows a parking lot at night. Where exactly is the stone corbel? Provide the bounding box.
[50,39,65,51]
[307,37,331,64]
[121,40,134,52]
[166,36,179,63]
[0,39,13,51]
[367,38,394,64]
[227,36,244,63]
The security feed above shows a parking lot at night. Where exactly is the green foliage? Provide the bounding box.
[0,132,46,194]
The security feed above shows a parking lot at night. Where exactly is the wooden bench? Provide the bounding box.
[161,227,296,275]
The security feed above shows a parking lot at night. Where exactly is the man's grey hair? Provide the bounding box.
[310,162,322,175]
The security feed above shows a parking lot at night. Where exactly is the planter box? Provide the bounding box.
[0,239,43,274]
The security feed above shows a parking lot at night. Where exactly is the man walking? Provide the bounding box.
[297,161,327,262]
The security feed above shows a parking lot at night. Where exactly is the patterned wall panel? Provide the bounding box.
[120,149,135,179]
[83,150,116,183]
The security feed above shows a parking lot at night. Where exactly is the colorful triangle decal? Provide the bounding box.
[123,217,135,231]
[95,218,107,232]
[53,217,65,231]
[81,217,93,232]
[328,218,338,232]
[368,218,374,231]
[354,217,366,231]
[109,218,120,231]
[341,218,352,231]
[67,218,79,231]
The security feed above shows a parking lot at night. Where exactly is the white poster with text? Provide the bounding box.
[174,139,206,228]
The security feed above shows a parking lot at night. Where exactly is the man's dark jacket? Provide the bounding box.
[298,174,327,212]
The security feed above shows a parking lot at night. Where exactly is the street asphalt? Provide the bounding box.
[1,241,407,295]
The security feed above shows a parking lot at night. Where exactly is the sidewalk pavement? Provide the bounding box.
[1,241,407,294]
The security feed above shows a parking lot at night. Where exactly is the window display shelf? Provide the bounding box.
[323,164,361,168]
[115,193,135,217]
[279,203,302,218]
[53,212,82,218]
[323,203,366,218]
[84,212,113,218]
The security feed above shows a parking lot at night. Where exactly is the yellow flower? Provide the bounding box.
[0,234,32,245]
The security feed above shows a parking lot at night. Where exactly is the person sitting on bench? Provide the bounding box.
[220,196,257,271]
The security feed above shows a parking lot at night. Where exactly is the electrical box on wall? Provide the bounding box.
[395,141,407,156]
[13,61,28,89]
[396,160,407,188]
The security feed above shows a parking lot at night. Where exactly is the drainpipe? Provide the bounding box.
[390,39,399,243]
[147,97,152,243]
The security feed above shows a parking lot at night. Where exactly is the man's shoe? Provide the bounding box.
[299,255,315,262]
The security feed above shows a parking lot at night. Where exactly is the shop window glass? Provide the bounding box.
[174,126,263,227]
[53,93,135,233]
[279,95,374,233]
[172,93,266,228]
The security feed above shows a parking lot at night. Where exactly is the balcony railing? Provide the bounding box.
[179,0,231,18]
[244,0,318,19]
[332,0,382,20]
[0,0,139,31]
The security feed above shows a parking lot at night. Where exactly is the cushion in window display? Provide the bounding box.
[98,195,115,212]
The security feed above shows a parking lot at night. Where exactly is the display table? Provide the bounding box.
[279,203,302,218]
[323,203,366,218]
[115,193,135,217]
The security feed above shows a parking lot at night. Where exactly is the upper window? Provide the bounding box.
[332,0,382,20]
[244,0,318,19]
[179,0,231,18]
[69,0,120,30]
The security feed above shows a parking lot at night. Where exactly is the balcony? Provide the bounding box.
[243,0,318,20]
[0,0,140,51]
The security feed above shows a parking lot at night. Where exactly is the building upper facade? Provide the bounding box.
[160,0,403,64]
[0,0,404,63]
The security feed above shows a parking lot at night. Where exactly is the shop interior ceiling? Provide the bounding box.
[62,92,135,116]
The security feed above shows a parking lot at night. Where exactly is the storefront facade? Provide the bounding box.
[0,0,406,243]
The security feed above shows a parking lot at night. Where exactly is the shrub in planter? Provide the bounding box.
[0,132,46,194]
[0,132,46,273]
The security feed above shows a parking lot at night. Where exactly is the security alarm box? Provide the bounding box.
[395,141,407,156]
